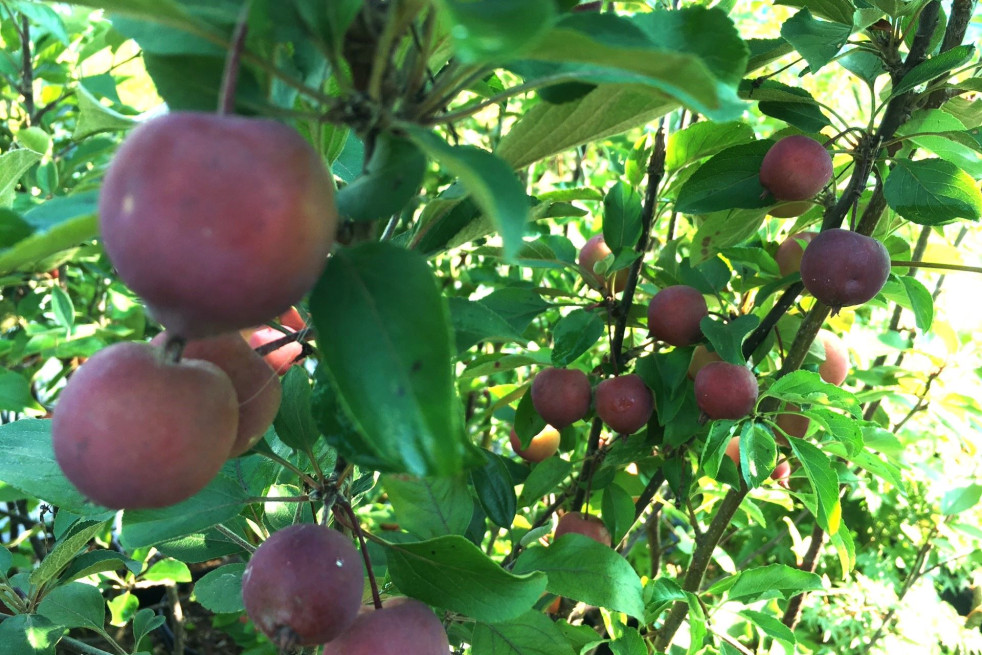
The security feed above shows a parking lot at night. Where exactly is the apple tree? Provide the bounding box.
[0,0,981,654]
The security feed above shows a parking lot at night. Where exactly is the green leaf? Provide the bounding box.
[884,158,982,225]
[448,297,525,352]
[525,14,742,121]
[691,208,769,266]
[551,310,605,367]
[701,419,739,480]
[633,350,690,427]
[788,437,841,534]
[0,369,44,413]
[0,546,12,576]
[0,420,107,515]
[725,563,824,602]
[838,49,886,86]
[310,242,468,477]
[73,85,137,140]
[738,422,777,489]
[142,559,191,583]
[273,367,320,451]
[602,182,643,251]
[406,127,528,260]
[896,110,982,177]
[517,457,572,507]
[892,45,975,97]
[634,6,749,87]
[481,288,551,334]
[898,276,934,331]
[0,614,64,655]
[190,563,246,614]
[941,484,982,516]
[384,535,546,623]
[16,127,50,155]
[30,519,110,588]
[435,0,556,63]
[665,120,755,171]
[780,9,851,74]
[609,627,647,655]
[132,607,165,646]
[335,134,426,222]
[601,483,635,544]
[513,388,547,449]
[0,149,43,209]
[675,141,772,213]
[58,551,140,584]
[37,582,105,631]
[382,474,474,539]
[471,451,517,530]
[763,370,861,418]
[513,535,645,619]
[49,286,75,332]
[759,98,832,132]
[60,0,192,24]
[700,315,760,366]
[497,85,676,169]
[775,0,855,24]
[289,0,361,58]
[472,611,577,655]
[119,470,249,549]
[739,609,798,644]
[0,193,98,276]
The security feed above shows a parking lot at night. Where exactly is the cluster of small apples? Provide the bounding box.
[241,523,449,653]
[51,112,338,510]
[761,136,891,311]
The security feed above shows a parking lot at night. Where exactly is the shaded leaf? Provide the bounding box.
[385,535,546,623]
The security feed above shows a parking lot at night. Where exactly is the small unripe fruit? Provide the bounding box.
[99,112,336,339]
[555,512,612,547]
[594,374,653,434]
[775,232,817,277]
[530,368,592,429]
[322,598,450,655]
[770,459,791,488]
[510,426,560,463]
[724,435,741,466]
[52,342,238,508]
[579,235,628,292]
[279,307,307,332]
[759,135,833,201]
[688,345,723,380]
[694,362,758,420]
[817,330,849,386]
[799,229,891,310]
[768,200,816,218]
[242,524,363,649]
[247,326,305,375]
[151,332,282,457]
[647,285,708,347]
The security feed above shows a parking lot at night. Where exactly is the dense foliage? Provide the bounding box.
[0,0,981,653]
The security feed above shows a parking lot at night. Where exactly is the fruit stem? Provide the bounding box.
[161,334,186,364]
[255,451,321,489]
[252,329,305,356]
[891,260,982,275]
[336,501,383,610]
[214,524,257,553]
[610,125,666,372]
[217,1,251,116]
